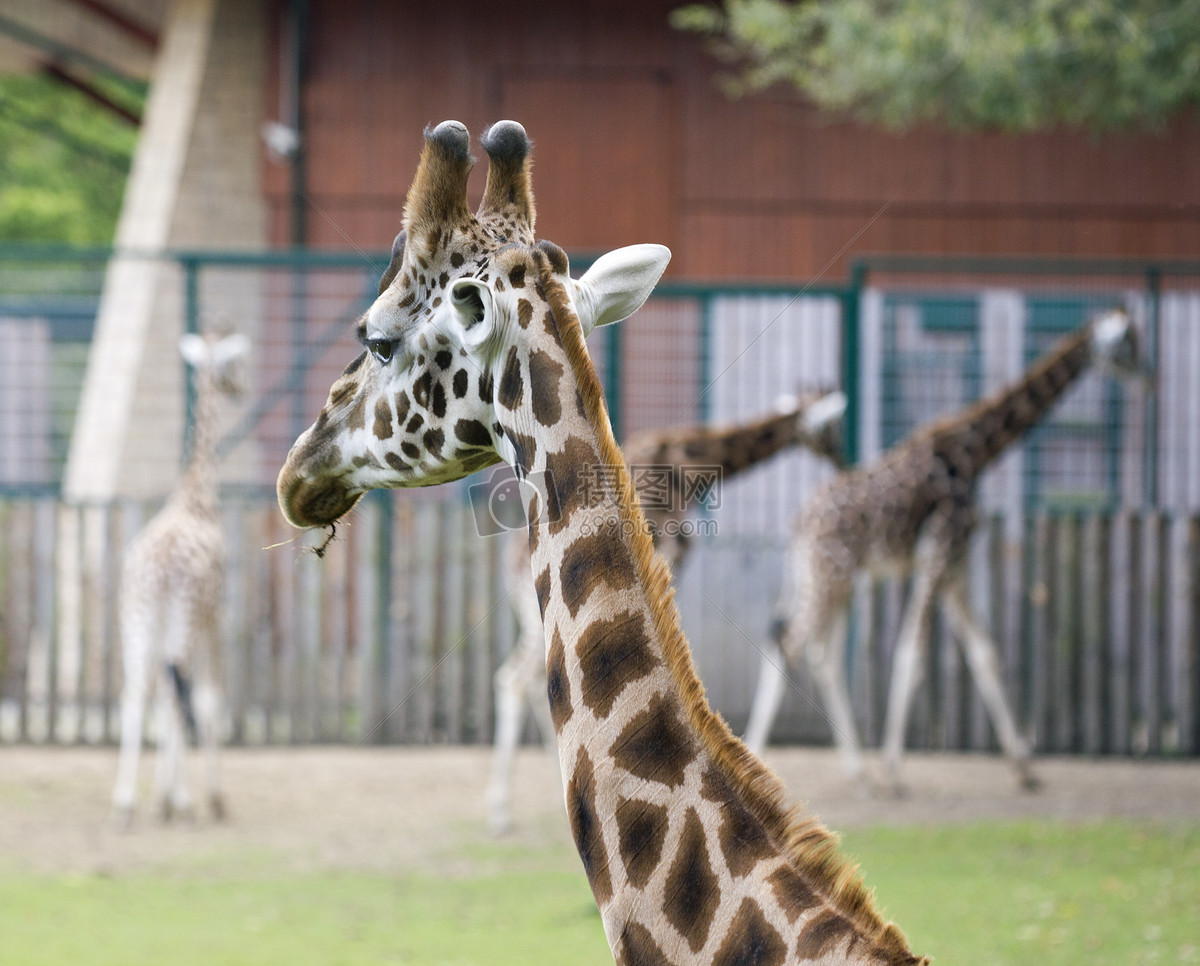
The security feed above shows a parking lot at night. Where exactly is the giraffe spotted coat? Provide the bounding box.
[744,308,1149,792]
[112,331,248,825]
[277,120,924,965]
[487,390,847,833]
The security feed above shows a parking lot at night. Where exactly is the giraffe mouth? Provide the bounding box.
[277,470,362,529]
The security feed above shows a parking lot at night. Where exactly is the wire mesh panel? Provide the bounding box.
[1,248,1199,757]
[1156,290,1200,510]
[241,263,380,486]
[846,258,1200,759]
[0,251,108,491]
[864,286,1154,508]
[679,292,844,740]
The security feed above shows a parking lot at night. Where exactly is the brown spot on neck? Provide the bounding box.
[713,899,788,966]
[617,922,672,966]
[615,797,669,889]
[662,808,720,952]
[558,526,637,618]
[498,345,524,410]
[576,610,660,719]
[566,750,612,905]
[543,435,602,536]
[546,625,572,732]
[609,692,695,789]
[528,348,564,426]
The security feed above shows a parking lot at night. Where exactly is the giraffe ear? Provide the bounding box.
[572,244,671,336]
[179,333,209,367]
[448,277,496,348]
[212,332,251,367]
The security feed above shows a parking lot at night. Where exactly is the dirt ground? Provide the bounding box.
[0,744,1197,879]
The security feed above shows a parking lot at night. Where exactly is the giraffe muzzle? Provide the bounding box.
[276,466,362,529]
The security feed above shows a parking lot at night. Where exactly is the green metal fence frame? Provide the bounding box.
[3,244,1199,499]
[848,253,1200,508]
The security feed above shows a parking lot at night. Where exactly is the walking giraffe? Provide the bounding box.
[487,390,847,833]
[112,330,248,827]
[743,308,1150,792]
[278,119,925,965]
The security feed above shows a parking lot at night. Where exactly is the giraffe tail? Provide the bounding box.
[166,662,199,746]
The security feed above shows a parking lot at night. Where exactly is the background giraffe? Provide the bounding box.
[111,330,248,827]
[487,389,847,832]
[277,119,925,965]
[743,308,1151,792]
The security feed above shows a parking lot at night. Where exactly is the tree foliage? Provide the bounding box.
[672,0,1200,132]
[0,74,140,243]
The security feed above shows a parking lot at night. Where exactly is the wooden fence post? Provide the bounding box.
[1185,516,1200,755]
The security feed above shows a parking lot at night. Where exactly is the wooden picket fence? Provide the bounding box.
[1,492,1197,756]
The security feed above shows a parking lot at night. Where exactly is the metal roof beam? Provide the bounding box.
[57,0,158,50]
[0,11,145,91]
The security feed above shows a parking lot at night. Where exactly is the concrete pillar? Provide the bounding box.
[53,0,267,740]
[64,0,266,501]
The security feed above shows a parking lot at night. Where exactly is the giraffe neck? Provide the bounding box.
[625,405,823,482]
[927,324,1094,480]
[174,365,219,516]
[495,258,921,965]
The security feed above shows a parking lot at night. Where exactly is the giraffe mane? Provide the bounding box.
[534,253,925,966]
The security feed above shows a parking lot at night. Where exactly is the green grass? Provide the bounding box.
[842,821,1200,965]
[0,869,610,966]
[2,821,1197,965]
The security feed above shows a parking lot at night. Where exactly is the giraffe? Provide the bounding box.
[487,390,848,833]
[742,307,1149,793]
[277,119,925,966]
[112,330,248,827]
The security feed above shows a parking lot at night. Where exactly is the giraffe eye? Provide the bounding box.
[365,338,398,364]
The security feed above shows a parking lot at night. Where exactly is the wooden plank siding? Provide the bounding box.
[2,494,1198,758]
[262,0,1200,282]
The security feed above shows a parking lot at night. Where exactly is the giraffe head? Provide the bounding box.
[1089,307,1152,383]
[179,331,250,397]
[277,120,670,529]
[778,386,848,467]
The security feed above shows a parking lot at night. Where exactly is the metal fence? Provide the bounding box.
[1,245,1198,755]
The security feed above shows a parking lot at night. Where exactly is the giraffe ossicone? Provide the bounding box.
[278,119,926,966]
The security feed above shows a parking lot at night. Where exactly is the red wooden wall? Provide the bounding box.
[262,0,1200,282]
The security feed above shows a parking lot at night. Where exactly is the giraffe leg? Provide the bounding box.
[112,607,153,829]
[486,572,548,834]
[194,678,226,820]
[156,598,196,822]
[942,580,1039,791]
[743,536,818,755]
[195,608,227,822]
[487,646,529,835]
[880,568,940,795]
[152,672,181,821]
[804,611,868,784]
[741,641,787,756]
